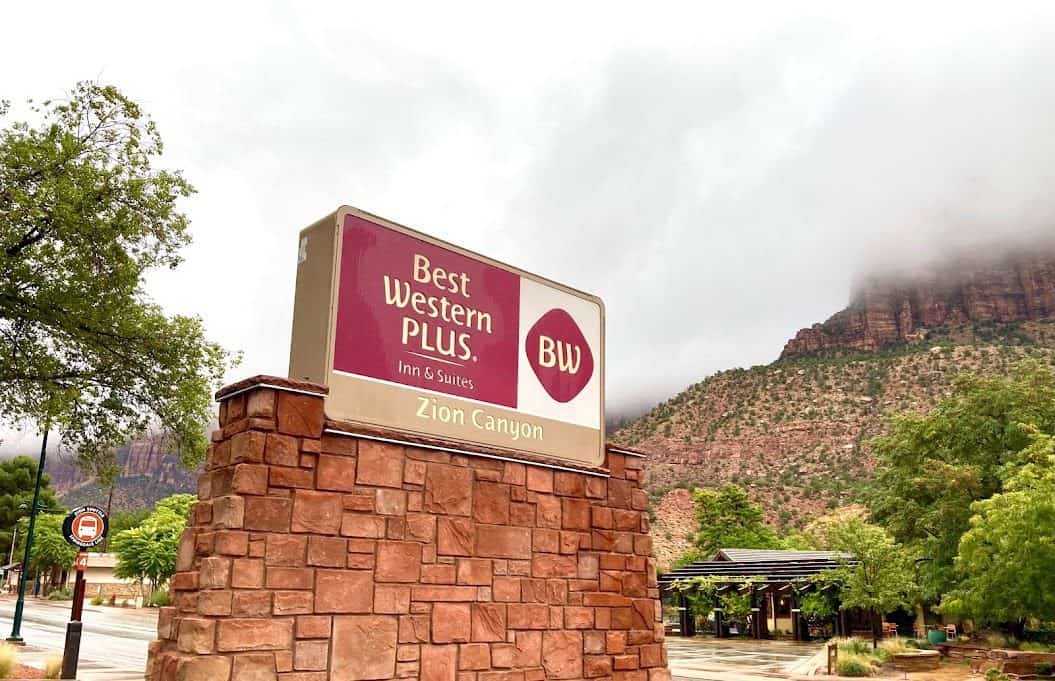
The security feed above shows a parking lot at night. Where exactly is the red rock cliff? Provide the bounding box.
[781,250,1055,359]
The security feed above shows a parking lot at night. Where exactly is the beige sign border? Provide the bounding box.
[289,205,606,468]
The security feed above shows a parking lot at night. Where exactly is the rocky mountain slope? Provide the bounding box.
[618,246,1055,570]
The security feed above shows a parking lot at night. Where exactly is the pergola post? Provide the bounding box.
[677,593,695,637]
[713,607,724,638]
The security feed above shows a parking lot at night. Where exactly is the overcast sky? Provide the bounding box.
[4,0,1055,452]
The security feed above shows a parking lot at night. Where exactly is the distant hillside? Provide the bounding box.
[48,435,198,512]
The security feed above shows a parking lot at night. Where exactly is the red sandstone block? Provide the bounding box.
[611,607,633,630]
[231,464,269,495]
[613,654,640,671]
[584,593,630,607]
[607,453,625,479]
[532,529,559,554]
[301,453,317,469]
[341,514,386,538]
[501,461,526,485]
[376,488,407,516]
[564,606,594,629]
[535,496,561,529]
[608,480,632,509]
[375,584,412,614]
[291,490,343,535]
[471,603,505,642]
[217,618,293,652]
[475,525,531,559]
[508,503,534,526]
[404,514,436,543]
[562,498,591,530]
[231,431,267,464]
[507,560,531,577]
[612,510,638,532]
[561,531,585,554]
[347,538,376,553]
[397,644,420,662]
[410,585,477,602]
[267,567,314,590]
[631,489,648,511]
[170,571,199,592]
[270,466,315,489]
[275,650,294,672]
[343,493,376,512]
[648,668,672,681]
[437,518,475,556]
[423,464,473,516]
[177,618,215,654]
[231,653,275,681]
[347,554,376,570]
[232,591,272,617]
[600,554,625,571]
[228,558,264,589]
[627,629,654,646]
[244,497,291,532]
[376,541,422,583]
[315,570,373,613]
[198,590,233,617]
[459,643,490,670]
[531,555,577,579]
[266,433,300,467]
[176,655,231,681]
[525,468,552,493]
[479,672,525,681]
[506,604,549,629]
[542,631,582,679]
[399,615,430,643]
[276,391,324,438]
[600,572,623,592]
[212,496,246,529]
[421,563,456,584]
[306,536,346,568]
[331,616,398,681]
[553,472,585,497]
[584,655,613,678]
[431,603,471,643]
[274,590,315,615]
[320,434,357,456]
[578,553,600,580]
[472,482,510,524]
[626,556,646,572]
[456,559,492,586]
[296,615,332,639]
[317,454,357,492]
[634,535,653,556]
[294,640,329,671]
[246,388,276,418]
[639,644,663,667]
[214,530,249,556]
[266,534,307,567]
[420,645,457,681]
[301,437,321,454]
[357,440,405,488]
[606,631,627,654]
[404,459,427,486]
[249,540,266,558]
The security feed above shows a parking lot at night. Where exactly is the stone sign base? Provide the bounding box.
[146,375,670,681]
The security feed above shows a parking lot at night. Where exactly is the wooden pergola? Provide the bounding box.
[658,549,857,641]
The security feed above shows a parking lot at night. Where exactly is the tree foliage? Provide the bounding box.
[868,360,1055,602]
[0,82,235,470]
[819,517,917,616]
[15,513,77,583]
[0,455,62,551]
[941,431,1055,626]
[111,493,194,592]
[689,483,780,557]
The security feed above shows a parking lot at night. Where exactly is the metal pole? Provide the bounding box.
[7,419,50,643]
[61,569,86,679]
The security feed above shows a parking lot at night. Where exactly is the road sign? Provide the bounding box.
[289,206,606,466]
[74,552,88,572]
[62,506,108,549]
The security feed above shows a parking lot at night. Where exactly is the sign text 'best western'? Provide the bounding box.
[289,207,604,466]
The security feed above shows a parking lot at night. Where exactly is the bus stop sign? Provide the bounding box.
[62,506,108,549]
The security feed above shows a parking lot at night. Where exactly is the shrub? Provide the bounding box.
[0,643,18,679]
[984,669,1010,681]
[836,654,872,677]
[44,655,62,679]
[45,588,71,601]
[90,594,105,606]
[148,589,169,607]
[836,638,871,656]
[1035,662,1054,676]
[879,637,912,657]
[1021,642,1055,653]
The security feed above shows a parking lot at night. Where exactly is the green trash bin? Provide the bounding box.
[927,629,947,644]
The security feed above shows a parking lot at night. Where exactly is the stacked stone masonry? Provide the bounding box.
[146,377,671,681]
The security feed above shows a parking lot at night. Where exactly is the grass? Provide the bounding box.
[836,654,873,677]
[44,655,62,679]
[0,643,18,679]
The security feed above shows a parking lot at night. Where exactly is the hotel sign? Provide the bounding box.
[289,207,605,466]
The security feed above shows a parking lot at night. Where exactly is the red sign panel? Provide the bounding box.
[332,214,522,408]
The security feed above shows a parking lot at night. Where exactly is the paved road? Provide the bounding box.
[667,637,823,679]
[0,597,154,680]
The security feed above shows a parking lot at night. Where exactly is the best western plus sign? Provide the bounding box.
[290,206,605,466]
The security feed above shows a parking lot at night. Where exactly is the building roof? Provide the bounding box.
[658,548,855,587]
[715,548,849,563]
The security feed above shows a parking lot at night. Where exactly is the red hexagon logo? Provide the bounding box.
[525,308,594,403]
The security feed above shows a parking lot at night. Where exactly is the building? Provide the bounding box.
[62,553,140,601]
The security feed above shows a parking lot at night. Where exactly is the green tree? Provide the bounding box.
[689,484,780,557]
[868,361,1055,602]
[14,513,77,593]
[817,517,917,647]
[111,493,194,594]
[0,455,63,553]
[0,82,235,470]
[941,431,1055,633]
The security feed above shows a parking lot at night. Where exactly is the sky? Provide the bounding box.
[3,0,1055,453]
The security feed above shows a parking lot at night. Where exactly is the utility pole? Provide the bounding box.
[7,418,50,644]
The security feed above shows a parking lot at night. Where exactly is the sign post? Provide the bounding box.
[60,506,108,680]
